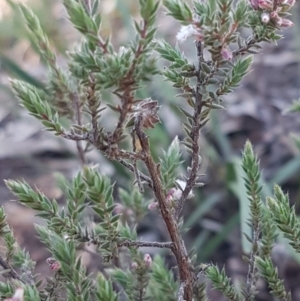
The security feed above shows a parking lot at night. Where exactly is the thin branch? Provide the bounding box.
[131,131,144,193]
[0,254,25,284]
[118,240,174,249]
[80,233,173,250]
[232,37,258,57]
[176,41,204,220]
[61,131,89,141]
[117,159,153,188]
[61,125,154,189]
[116,149,144,161]
[133,159,144,193]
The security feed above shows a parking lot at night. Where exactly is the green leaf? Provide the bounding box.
[160,136,183,190]
[163,0,193,25]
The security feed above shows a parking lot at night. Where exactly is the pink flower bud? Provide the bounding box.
[46,257,61,271]
[270,10,278,19]
[166,188,175,202]
[148,202,158,210]
[50,262,61,271]
[114,203,125,214]
[261,12,271,23]
[277,18,294,28]
[144,254,152,268]
[166,196,172,205]
[167,187,183,202]
[258,0,273,10]
[221,46,233,60]
[131,262,138,269]
[166,181,194,204]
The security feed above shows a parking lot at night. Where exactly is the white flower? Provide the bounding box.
[261,12,270,24]
[176,25,203,43]
[176,180,194,199]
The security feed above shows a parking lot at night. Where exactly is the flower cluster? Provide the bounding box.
[249,0,295,27]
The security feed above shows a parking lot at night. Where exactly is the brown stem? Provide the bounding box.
[135,116,194,301]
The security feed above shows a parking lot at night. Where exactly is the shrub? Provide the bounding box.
[0,0,297,300]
